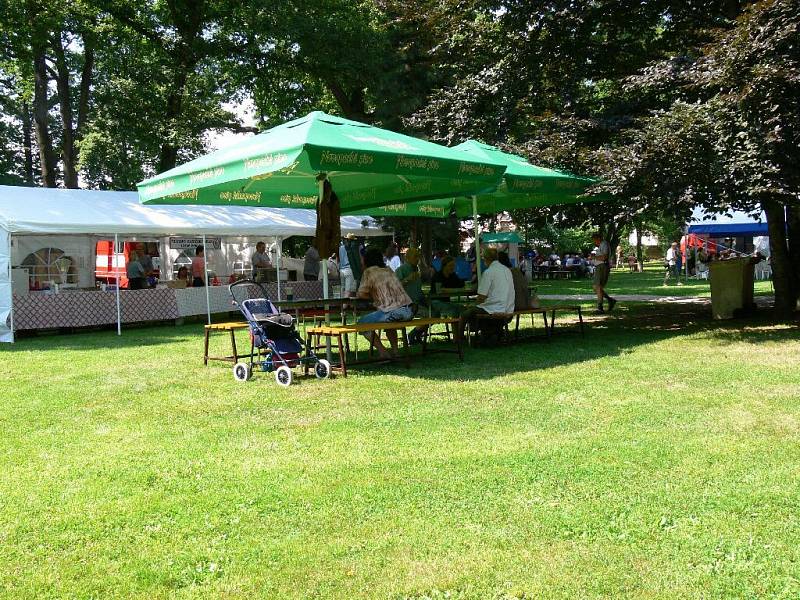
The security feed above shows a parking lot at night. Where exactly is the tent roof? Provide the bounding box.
[687,207,768,237]
[0,186,385,237]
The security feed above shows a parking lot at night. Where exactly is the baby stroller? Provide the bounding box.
[229,279,331,385]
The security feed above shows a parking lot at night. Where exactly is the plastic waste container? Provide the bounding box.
[709,257,756,319]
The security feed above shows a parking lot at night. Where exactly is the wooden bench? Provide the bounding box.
[546,305,585,337]
[306,317,462,377]
[471,308,551,346]
[471,305,585,345]
[203,321,251,365]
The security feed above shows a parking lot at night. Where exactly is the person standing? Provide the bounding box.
[591,232,616,313]
[251,241,272,282]
[338,237,356,297]
[126,251,146,290]
[191,244,206,287]
[303,239,320,281]
[664,242,683,285]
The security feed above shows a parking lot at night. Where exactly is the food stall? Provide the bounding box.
[0,186,386,342]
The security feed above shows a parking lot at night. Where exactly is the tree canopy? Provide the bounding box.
[1,0,797,311]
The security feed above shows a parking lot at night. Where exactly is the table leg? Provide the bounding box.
[203,328,210,365]
[577,307,585,337]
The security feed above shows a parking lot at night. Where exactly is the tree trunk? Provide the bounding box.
[315,180,341,259]
[157,62,191,172]
[635,228,643,272]
[325,79,369,122]
[32,49,57,187]
[421,219,433,264]
[762,199,796,317]
[21,101,35,185]
[409,217,418,246]
[53,35,78,188]
[76,32,94,135]
[785,203,800,309]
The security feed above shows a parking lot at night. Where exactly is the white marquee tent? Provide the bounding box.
[0,185,385,342]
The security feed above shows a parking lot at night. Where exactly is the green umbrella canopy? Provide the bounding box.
[137,112,506,212]
[481,231,523,244]
[346,140,597,218]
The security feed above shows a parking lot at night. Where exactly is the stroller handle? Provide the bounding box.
[229,278,270,306]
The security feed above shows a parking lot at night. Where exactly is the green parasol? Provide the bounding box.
[344,140,598,282]
[347,140,595,218]
[137,112,505,214]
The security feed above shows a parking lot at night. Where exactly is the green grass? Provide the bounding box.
[532,263,775,298]
[1,305,799,599]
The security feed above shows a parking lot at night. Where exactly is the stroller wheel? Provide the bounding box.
[233,362,252,382]
[275,365,293,387]
[314,359,332,379]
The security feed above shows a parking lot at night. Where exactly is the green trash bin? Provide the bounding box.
[709,257,756,319]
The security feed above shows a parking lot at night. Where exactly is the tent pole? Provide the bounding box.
[114,233,121,336]
[276,237,282,301]
[6,231,14,342]
[202,233,211,325]
[472,195,481,286]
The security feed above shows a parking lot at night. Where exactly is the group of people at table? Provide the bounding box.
[317,240,536,358]
[293,231,619,358]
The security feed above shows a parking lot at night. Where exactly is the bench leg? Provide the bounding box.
[203,329,210,365]
[577,306,585,337]
[230,329,239,363]
[336,333,347,377]
[544,311,551,340]
[305,333,311,376]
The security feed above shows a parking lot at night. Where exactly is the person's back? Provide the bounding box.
[395,248,423,304]
[497,252,528,311]
[304,243,320,280]
[360,265,412,313]
[478,260,515,314]
[510,267,529,310]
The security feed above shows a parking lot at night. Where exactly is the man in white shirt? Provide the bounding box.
[592,232,617,313]
[664,242,683,285]
[457,247,515,342]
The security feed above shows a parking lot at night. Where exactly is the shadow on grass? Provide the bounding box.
[346,303,799,382]
[3,304,796,380]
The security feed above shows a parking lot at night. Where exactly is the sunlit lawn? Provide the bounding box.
[532,262,775,298]
[1,301,798,598]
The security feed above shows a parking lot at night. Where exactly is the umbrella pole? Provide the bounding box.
[114,233,121,336]
[319,178,332,362]
[202,234,211,325]
[472,195,481,286]
[276,237,282,301]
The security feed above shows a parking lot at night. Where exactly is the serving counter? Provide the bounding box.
[12,280,325,331]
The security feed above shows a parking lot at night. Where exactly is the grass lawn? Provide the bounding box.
[532,263,775,298]
[1,304,799,598]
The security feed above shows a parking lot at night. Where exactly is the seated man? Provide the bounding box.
[457,247,515,343]
[251,241,272,282]
[356,246,414,358]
